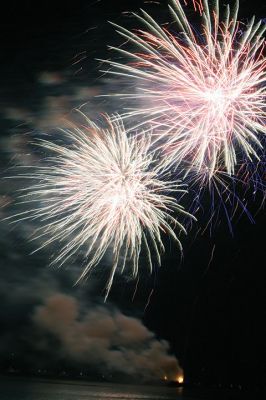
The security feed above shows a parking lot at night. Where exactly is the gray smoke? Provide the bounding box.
[33,293,182,381]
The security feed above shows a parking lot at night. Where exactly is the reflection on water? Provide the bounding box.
[0,378,184,400]
[0,377,254,400]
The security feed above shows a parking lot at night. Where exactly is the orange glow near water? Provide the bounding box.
[176,374,184,384]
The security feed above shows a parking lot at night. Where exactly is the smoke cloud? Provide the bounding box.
[33,293,182,381]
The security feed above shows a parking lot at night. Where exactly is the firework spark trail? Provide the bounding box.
[181,160,261,233]
[104,0,266,179]
[9,114,194,298]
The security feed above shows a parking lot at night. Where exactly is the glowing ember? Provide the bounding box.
[176,374,184,384]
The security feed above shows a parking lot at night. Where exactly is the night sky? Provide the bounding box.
[0,0,265,395]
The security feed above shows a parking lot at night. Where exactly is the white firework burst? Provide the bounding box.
[10,114,193,297]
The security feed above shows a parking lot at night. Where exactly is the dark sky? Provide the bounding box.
[0,0,265,393]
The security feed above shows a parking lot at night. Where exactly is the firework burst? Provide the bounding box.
[105,0,266,179]
[10,114,193,297]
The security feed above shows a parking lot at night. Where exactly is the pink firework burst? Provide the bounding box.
[105,0,266,178]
